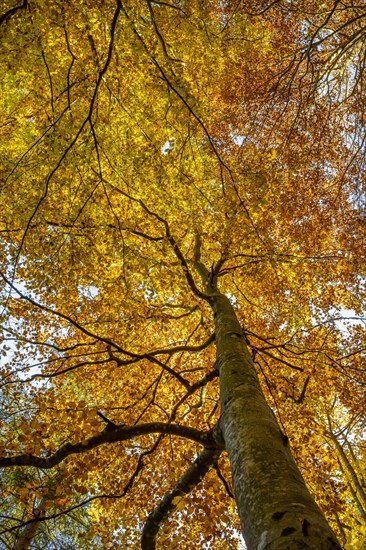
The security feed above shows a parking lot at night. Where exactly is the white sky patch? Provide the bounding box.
[78,284,99,300]
[230,133,245,146]
[333,308,366,332]
[161,140,174,154]
[227,293,237,305]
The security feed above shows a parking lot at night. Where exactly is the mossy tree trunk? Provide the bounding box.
[212,291,341,549]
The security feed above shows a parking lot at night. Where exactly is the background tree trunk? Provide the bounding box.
[13,500,45,550]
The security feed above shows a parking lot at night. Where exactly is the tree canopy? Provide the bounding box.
[0,0,365,548]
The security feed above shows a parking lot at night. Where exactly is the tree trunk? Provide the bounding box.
[14,500,45,550]
[330,432,366,520]
[211,291,341,549]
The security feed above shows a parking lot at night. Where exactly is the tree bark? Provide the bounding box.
[330,432,366,520]
[211,291,341,549]
[14,500,45,550]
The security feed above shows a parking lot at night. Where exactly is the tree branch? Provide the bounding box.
[137,199,209,301]
[116,333,215,359]
[214,462,234,499]
[141,447,222,550]
[0,270,143,356]
[0,423,218,469]
[0,0,28,26]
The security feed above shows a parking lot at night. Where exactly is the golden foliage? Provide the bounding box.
[0,0,365,547]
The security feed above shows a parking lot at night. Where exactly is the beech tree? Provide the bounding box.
[0,1,365,548]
